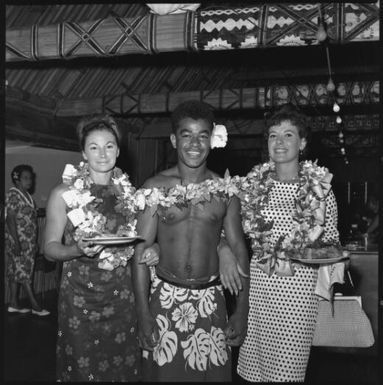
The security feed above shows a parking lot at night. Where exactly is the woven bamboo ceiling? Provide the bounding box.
[5,2,380,159]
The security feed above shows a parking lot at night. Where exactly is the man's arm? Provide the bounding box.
[132,201,160,351]
[222,196,250,346]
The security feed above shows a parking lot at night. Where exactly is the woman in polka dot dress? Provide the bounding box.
[221,104,343,382]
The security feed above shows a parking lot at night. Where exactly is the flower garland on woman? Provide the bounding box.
[61,161,139,271]
[237,159,339,276]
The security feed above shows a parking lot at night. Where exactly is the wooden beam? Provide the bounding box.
[5,104,79,151]
[138,114,379,138]
[52,80,379,117]
[6,2,379,62]
[6,124,78,151]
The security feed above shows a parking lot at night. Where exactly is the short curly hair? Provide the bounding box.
[171,100,215,133]
[11,164,34,184]
[76,114,121,151]
[264,103,310,141]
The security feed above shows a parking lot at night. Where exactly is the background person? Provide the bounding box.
[5,164,50,316]
[362,195,379,245]
[43,115,158,381]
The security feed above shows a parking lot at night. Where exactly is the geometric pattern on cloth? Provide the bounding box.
[197,2,380,50]
[57,16,152,58]
[5,4,379,61]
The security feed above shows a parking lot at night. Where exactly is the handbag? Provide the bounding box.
[312,272,375,348]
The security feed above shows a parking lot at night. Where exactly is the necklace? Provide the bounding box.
[10,187,35,208]
[61,162,138,270]
[134,172,239,212]
[237,160,333,276]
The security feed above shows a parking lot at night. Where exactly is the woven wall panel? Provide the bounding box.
[6,13,196,61]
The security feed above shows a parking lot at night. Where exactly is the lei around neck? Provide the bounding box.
[238,160,335,277]
[61,162,138,271]
[134,172,239,213]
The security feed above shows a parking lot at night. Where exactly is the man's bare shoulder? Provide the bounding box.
[142,166,180,189]
[209,170,222,180]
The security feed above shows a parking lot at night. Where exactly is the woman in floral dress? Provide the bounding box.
[5,164,50,316]
[44,115,158,381]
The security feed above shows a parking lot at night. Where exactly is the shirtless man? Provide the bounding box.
[133,101,249,382]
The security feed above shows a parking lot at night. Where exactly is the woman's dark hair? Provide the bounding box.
[171,100,215,133]
[11,164,34,184]
[76,114,121,151]
[264,103,310,141]
[263,103,311,160]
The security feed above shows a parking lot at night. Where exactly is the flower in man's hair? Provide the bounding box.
[12,172,19,180]
[210,124,228,149]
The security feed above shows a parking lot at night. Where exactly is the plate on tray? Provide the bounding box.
[290,256,348,264]
[83,236,144,245]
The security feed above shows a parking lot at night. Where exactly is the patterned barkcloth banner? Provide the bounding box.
[6,3,379,61]
[196,3,379,50]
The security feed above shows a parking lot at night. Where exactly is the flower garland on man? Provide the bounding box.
[134,123,236,212]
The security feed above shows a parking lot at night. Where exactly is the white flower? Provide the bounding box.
[62,164,77,181]
[171,302,198,332]
[67,208,86,227]
[98,259,114,271]
[62,190,80,208]
[78,191,95,206]
[210,124,228,149]
[74,178,84,190]
[135,191,146,210]
[99,250,113,260]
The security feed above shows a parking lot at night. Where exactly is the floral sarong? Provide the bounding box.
[142,268,232,382]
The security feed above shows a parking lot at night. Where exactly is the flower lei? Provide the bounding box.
[61,162,138,271]
[134,172,238,213]
[237,160,334,276]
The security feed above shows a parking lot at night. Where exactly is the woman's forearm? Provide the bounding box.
[44,241,82,262]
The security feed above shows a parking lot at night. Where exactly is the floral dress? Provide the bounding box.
[5,187,38,283]
[237,182,339,382]
[56,184,140,382]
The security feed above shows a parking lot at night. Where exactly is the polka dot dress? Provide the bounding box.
[237,181,339,382]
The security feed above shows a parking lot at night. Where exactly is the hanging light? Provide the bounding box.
[338,131,344,138]
[316,22,327,42]
[345,158,349,165]
[327,78,335,92]
[336,116,342,124]
[340,147,346,154]
[333,102,340,113]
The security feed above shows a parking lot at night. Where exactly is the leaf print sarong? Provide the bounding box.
[142,270,232,382]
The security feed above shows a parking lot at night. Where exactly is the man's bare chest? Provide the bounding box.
[158,199,227,225]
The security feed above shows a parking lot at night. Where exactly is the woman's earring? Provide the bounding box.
[299,149,304,157]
